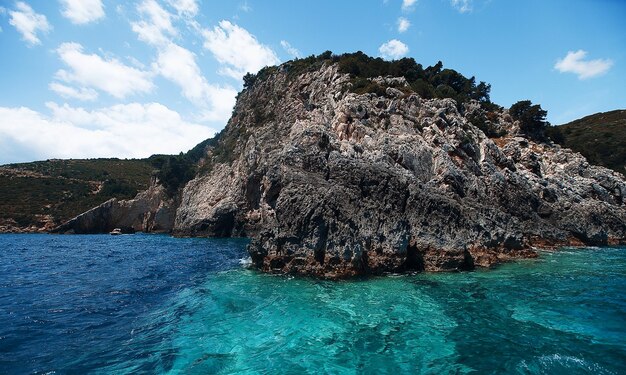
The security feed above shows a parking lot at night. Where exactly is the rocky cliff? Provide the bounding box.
[53,181,176,234]
[56,56,626,278]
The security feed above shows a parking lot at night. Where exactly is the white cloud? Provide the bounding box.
[280,40,301,59]
[60,0,105,24]
[397,17,410,33]
[54,42,154,99]
[153,43,237,122]
[8,2,51,46]
[202,20,280,80]
[166,0,198,17]
[131,0,177,46]
[554,50,613,80]
[0,103,217,164]
[239,2,252,12]
[129,2,237,123]
[126,55,147,69]
[401,0,417,12]
[450,0,472,13]
[49,82,99,101]
[379,39,409,60]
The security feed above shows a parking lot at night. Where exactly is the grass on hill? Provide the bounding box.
[548,110,626,175]
[0,158,154,229]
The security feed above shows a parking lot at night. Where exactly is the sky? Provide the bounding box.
[0,0,624,164]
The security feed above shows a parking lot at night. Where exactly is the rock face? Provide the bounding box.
[53,182,176,234]
[57,61,626,278]
[170,62,626,278]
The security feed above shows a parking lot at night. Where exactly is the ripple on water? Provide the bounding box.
[517,354,617,375]
[157,272,471,374]
[1,235,625,374]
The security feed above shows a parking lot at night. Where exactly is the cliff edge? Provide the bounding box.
[57,54,626,278]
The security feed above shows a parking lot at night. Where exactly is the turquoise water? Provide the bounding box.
[1,234,625,374]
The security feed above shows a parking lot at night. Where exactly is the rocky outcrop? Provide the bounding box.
[52,182,176,234]
[172,62,625,278]
[56,60,626,278]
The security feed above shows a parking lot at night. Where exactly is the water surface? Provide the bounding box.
[0,234,624,374]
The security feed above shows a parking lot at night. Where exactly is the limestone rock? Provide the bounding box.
[57,61,626,278]
[174,62,624,277]
[52,183,176,234]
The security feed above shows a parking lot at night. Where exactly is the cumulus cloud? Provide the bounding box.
[131,0,177,46]
[8,2,51,46]
[54,42,154,99]
[49,82,98,101]
[379,39,409,60]
[401,0,417,12]
[166,0,198,17]
[202,20,280,80]
[397,17,410,33]
[0,103,217,164]
[60,0,105,24]
[554,50,613,80]
[280,40,301,59]
[450,0,472,13]
[153,43,237,122]
[129,2,238,122]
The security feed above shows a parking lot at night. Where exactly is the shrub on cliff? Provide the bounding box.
[509,100,548,138]
[244,51,494,110]
[335,52,492,108]
[243,72,256,89]
[149,154,196,195]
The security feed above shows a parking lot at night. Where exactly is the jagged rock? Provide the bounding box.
[58,61,626,278]
[174,62,625,278]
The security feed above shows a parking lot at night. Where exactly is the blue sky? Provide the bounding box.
[0,0,624,164]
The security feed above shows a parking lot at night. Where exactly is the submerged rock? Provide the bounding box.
[57,60,626,278]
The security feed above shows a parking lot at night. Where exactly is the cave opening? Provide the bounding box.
[402,242,425,272]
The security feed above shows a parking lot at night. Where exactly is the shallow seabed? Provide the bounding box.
[1,234,624,374]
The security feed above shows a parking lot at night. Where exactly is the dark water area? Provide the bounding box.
[0,234,625,374]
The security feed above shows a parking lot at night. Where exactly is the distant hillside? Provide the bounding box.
[0,158,154,232]
[548,110,626,175]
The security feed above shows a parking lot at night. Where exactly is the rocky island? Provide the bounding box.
[51,52,626,278]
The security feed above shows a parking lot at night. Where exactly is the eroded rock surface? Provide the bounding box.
[170,63,626,278]
[58,61,626,278]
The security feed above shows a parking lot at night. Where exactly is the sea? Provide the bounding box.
[0,234,624,374]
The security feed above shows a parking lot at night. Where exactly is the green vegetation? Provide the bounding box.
[148,154,196,195]
[3,158,153,183]
[0,137,226,229]
[0,158,153,228]
[509,100,549,139]
[147,132,225,193]
[466,110,507,138]
[242,51,496,111]
[337,53,493,108]
[546,110,626,175]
